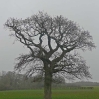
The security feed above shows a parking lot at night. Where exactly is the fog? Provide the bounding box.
[0,0,99,82]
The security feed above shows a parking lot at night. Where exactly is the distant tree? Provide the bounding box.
[5,12,95,99]
[0,71,16,90]
[31,73,65,84]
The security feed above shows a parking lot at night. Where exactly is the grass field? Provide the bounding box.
[0,87,99,99]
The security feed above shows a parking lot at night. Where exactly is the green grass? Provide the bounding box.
[0,90,43,99]
[0,87,99,99]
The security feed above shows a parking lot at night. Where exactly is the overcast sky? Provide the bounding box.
[0,0,99,82]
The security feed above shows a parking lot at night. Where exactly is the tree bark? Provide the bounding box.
[44,65,52,99]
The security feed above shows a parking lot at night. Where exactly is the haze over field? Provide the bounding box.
[0,0,99,82]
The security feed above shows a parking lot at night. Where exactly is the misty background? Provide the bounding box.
[0,0,99,82]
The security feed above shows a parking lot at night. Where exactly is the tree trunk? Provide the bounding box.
[44,66,52,99]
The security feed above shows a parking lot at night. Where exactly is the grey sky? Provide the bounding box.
[0,0,99,82]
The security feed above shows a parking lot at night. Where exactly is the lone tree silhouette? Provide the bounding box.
[5,12,95,99]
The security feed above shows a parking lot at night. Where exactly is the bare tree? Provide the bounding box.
[5,12,95,99]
